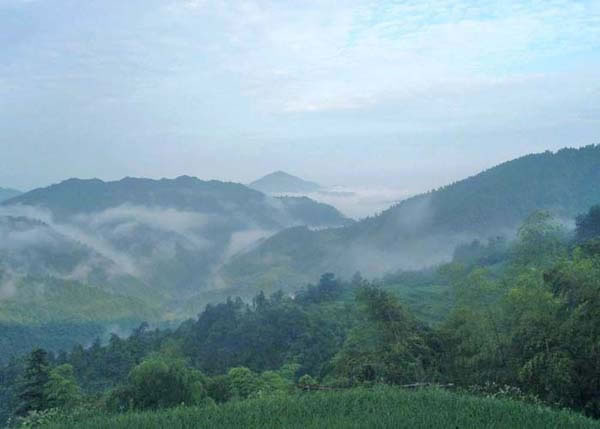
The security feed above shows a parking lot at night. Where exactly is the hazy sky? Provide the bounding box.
[1,0,599,192]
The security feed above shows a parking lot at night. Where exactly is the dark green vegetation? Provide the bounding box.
[0,188,21,204]
[32,388,600,429]
[2,203,600,427]
[2,147,600,427]
[223,145,600,291]
[0,176,350,364]
[1,147,597,347]
[249,171,321,194]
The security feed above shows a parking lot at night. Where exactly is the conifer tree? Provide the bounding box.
[15,348,50,416]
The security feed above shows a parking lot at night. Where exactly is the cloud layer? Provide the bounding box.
[0,0,599,191]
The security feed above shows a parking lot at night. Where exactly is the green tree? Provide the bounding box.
[44,364,81,410]
[576,205,600,243]
[228,367,261,399]
[441,268,508,385]
[259,370,289,395]
[513,211,566,268]
[333,286,436,385]
[15,348,50,417]
[297,374,318,390]
[126,356,206,410]
[206,375,232,403]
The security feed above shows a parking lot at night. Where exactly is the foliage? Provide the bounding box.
[332,286,439,385]
[15,349,50,417]
[576,204,600,243]
[440,210,600,416]
[453,236,509,267]
[5,205,600,425]
[297,374,318,390]
[113,355,207,411]
[44,365,81,410]
[513,211,567,267]
[227,367,261,399]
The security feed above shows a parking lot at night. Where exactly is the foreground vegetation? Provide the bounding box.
[27,388,600,429]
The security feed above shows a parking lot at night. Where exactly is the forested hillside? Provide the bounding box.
[0,176,350,309]
[222,145,600,292]
[2,204,600,427]
[0,177,351,368]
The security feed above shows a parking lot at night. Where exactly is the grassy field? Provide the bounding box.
[41,387,600,429]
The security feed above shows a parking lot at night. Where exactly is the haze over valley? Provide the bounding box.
[1,1,600,427]
[1,145,598,325]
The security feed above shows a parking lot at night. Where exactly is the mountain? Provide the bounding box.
[275,196,354,228]
[249,171,321,194]
[0,187,21,203]
[221,145,600,293]
[0,176,351,317]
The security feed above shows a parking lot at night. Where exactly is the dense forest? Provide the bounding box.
[0,176,352,360]
[1,203,599,427]
[1,147,598,368]
[4,0,599,425]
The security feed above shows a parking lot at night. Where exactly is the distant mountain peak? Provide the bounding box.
[270,170,296,177]
[250,171,321,194]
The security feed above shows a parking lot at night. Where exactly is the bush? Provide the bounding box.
[123,357,207,410]
[227,367,261,399]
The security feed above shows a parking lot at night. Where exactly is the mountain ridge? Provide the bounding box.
[0,175,351,320]
[221,145,600,293]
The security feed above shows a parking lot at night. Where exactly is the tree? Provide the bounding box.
[259,370,289,395]
[514,211,566,268]
[297,374,318,390]
[126,356,206,410]
[15,348,50,416]
[44,364,81,410]
[298,273,343,303]
[206,375,232,403]
[333,286,436,385]
[228,367,261,399]
[442,268,509,385]
[576,205,600,243]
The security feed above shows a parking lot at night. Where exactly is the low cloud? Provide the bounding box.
[224,228,274,260]
[269,186,414,219]
[72,204,215,252]
[0,200,305,303]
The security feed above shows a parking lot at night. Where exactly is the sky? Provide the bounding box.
[1,0,599,195]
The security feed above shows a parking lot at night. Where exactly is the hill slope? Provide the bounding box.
[250,171,321,194]
[222,145,600,292]
[0,176,350,312]
[0,187,21,203]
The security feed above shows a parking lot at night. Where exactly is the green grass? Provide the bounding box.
[42,387,600,429]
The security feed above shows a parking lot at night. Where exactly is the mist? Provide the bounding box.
[1,1,599,425]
